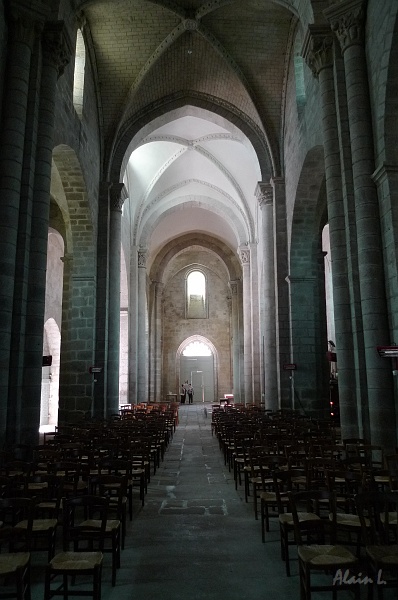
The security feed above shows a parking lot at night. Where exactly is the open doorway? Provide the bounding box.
[179,339,216,404]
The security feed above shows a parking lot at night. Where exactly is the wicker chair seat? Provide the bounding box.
[279,511,320,525]
[49,551,103,571]
[79,519,120,532]
[0,552,30,576]
[366,544,398,565]
[298,544,357,567]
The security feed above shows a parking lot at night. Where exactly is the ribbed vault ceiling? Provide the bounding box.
[72,0,321,261]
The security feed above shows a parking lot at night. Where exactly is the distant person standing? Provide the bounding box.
[181,384,186,404]
[187,383,194,404]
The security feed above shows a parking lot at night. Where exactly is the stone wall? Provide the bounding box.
[162,249,232,400]
[52,9,102,237]
[0,0,6,123]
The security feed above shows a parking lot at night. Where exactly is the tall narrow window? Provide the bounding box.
[73,29,86,119]
[322,224,335,344]
[294,32,306,114]
[186,270,207,318]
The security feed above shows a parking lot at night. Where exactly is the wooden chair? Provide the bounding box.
[0,526,31,600]
[97,458,134,520]
[44,495,107,600]
[289,489,360,599]
[248,449,287,520]
[355,490,398,599]
[89,474,127,550]
[274,469,320,577]
[13,496,58,562]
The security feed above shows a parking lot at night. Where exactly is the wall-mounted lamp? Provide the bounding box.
[377,346,398,376]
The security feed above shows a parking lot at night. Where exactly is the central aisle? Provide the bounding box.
[113,404,297,600]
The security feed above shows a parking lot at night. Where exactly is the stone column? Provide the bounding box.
[326,0,396,449]
[249,242,261,404]
[229,280,241,403]
[151,281,163,402]
[303,25,359,438]
[20,21,71,446]
[58,253,75,424]
[93,182,112,418]
[128,246,138,403]
[256,182,278,410]
[239,246,252,404]
[272,177,291,408]
[137,249,148,403]
[107,183,126,416]
[0,2,46,443]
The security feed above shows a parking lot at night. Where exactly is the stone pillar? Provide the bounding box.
[372,163,398,436]
[151,281,163,402]
[239,246,252,404]
[249,242,261,404]
[272,177,291,408]
[303,25,359,438]
[256,182,278,410]
[128,246,138,403]
[326,0,396,449]
[107,183,126,416]
[119,307,129,404]
[0,2,45,443]
[137,249,148,403]
[93,182,112,418]
[20,21,71,446]
[230,280,241,403]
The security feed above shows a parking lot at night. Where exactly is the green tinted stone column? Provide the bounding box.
[303,25,359,438]
[326,0,396,449]
[107,184,126,416]
[256,182,278,410]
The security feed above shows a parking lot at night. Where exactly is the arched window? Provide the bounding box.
[322,224,335,344]
[73,29,86,119]
[186,270,207,318]
[182,341,212,356]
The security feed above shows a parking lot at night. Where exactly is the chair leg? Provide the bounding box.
[63,573,68,600]
[16,564,31,600]
[282,528,291,577]
[244,472,249,502]
[253,484,258,519]
[93,565,102,600]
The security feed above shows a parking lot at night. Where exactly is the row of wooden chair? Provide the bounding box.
[0,404,179,600]
[212,407,398,598]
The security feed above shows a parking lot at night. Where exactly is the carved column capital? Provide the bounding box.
[255,181,273,209]
[76,10,87,31]
[239,246,250,267]
[42,21,73,78]
[110,183,127,212]
[229,280,239,295]
[138,249,147,268]
[302,25,334,78]
[324,0,366,53]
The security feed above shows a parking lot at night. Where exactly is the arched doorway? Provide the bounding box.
[178,337,217,404]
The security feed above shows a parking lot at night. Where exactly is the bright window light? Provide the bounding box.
[183,341,212,356]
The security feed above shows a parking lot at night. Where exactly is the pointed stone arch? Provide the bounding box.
[288,145,329,417]
[51,145,96,424]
